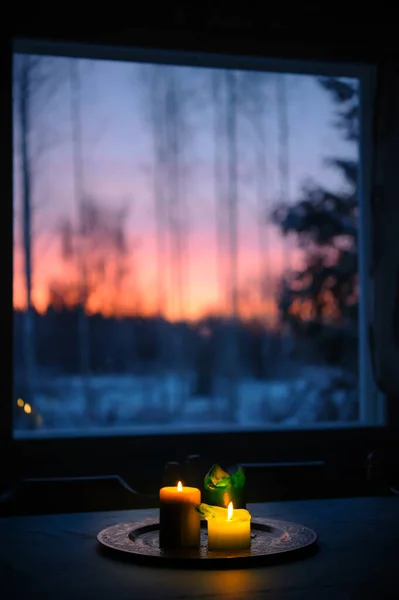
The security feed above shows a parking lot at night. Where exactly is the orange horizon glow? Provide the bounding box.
[12,278,281,325]
[13,240,302,326]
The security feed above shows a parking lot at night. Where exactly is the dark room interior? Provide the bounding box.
[2,6,399,599]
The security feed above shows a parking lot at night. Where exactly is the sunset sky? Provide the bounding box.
[13,56,357,324]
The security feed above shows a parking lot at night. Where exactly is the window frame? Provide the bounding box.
[7,36,387,483]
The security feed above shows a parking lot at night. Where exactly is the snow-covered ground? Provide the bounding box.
[14,365,358,435]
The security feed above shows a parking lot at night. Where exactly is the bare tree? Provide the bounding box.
[275,73,292,356]
[224,69,240,420]
[276,74,291,277]
[148,67,168,321]
[138,64,196,413]
[165,70,182,320]
[13,54,61,413]
[240,71,273,376]
[58,197,129,300]
[54,197,130,352]
[58,197,130,419]
[69,58,93,417]
[211,70,228,312]
[140,65,192,322]
[163,66,193,412]
[225,70,239,322]
[208,68,243,419]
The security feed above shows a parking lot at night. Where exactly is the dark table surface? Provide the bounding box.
[1,496,398,600]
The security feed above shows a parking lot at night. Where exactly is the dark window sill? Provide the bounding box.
[7,425,396,492]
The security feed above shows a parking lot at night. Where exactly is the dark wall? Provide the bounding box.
[8,6,396,64]
[3,6,398,493]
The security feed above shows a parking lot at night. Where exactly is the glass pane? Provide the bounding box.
[12,52,360,436]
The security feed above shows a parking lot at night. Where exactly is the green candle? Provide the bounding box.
[203,464,246,509]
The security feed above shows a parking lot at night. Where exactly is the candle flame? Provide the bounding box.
[177,481,183,492]
[227,502,233,521]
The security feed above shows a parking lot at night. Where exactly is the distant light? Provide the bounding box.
[17,398,24,407]
[36,414,43,426]
[24,403,32,414]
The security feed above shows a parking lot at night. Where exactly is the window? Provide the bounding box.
[12,39,380,441]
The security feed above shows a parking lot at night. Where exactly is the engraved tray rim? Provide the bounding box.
[97,517,318,569]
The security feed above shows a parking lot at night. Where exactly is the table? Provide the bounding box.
[1,496,398,599]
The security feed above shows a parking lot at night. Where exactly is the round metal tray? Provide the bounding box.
[97,518,317,568]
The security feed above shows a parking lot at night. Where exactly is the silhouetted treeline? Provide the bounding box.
[13,308,289,381]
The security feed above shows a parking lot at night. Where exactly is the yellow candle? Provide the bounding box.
[207,502,251,551]
[159,481,201,548]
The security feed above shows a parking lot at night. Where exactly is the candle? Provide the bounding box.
[204,464,246,509]
[159,481,201,548]
[198,502,251,551]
